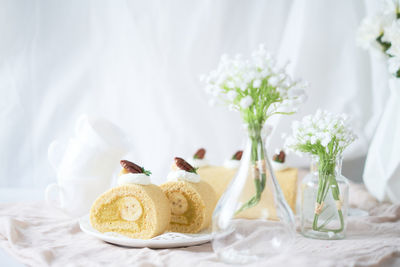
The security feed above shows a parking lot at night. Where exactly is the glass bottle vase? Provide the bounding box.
[300,156,349,239]
[212,126,295,264]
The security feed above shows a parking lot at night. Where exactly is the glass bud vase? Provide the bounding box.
[212,126,295,264]
[300,156,349,239]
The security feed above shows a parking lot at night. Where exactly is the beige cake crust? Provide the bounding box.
[198,166,237,199]
[160,180,217,233]
[236,167,298,219]
[275,168,298,213]
[90,184,171,239]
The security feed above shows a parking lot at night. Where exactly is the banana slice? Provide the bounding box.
[119,167,130,176]
[171,163,178,171]
[169,192,188,215]
[171,214,189,225]
[119,196,143,221]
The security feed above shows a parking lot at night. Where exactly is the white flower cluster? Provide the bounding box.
[357,0,400,76]
[201,44,308,122]
[357,15,394,54]
[284,110,357,157]
[383,19,400,75]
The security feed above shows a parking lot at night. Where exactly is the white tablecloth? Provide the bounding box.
[0,184,399,267]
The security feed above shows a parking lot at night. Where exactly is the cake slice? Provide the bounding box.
[161,157,217,233]
[235,151,298,220]
[90,160,171,239]
[199,150,243,199]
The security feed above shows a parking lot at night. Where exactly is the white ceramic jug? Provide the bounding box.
[364,78,400,204]
[45,114,130,217]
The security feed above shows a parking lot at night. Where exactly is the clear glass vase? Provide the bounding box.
[212,126,295,264]
[300,156,349,240]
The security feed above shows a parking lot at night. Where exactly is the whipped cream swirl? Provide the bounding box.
[187,158,209,168]
[118,173,151,186]
[224,159,241,169]
[271,161,288,171]
[167,170,200,183]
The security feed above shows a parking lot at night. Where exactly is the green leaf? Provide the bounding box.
[141,167,152,176]
[376,33,391,53]
[235,171,266,215]
[190,167,199,174]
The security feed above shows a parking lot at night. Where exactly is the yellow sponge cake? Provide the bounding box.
[199,150,242,199]
[161,157,217,233]
[90,160,171,239]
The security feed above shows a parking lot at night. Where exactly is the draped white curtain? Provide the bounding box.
[0,0,384,187]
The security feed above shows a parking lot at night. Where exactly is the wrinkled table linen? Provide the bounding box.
[0,183,399,267]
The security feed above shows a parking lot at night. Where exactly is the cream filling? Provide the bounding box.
[224,159,240,169]
[167,170,200,183]
[271,161,288,171]
[118,173,151,186]
[187,158,209,168]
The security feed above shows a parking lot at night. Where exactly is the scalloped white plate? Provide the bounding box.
[79,215,212,248]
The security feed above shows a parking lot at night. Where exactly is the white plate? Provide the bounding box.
[79,215,212,248]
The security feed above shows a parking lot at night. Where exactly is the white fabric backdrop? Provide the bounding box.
[0,0,386,187]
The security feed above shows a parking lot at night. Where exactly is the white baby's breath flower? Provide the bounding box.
[227,90,238,101]
[240,95,253,109]
[260,69,269,78]
[253,79,262,88]
[202,44,308,126]
[284,110,357,158]
[239,83,248,91]
[268,76,279,87]
[310,136,317,145]
[226,81,236,89]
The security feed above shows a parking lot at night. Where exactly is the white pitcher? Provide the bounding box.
[363,78,400,204]
[45,114,130,217]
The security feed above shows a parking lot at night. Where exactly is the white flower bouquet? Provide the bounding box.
[285,110,356,234]
[357,0,400,77]
[202,44,307,213]
[202,44,308,129]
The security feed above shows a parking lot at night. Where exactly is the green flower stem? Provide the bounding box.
[235,124,266,215]
[312,158,344,233]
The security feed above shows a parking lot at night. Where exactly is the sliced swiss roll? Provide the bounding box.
[161,157,217,234]
[90,160,171,239]
[198,150,243,199]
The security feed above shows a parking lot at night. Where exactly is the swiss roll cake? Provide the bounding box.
[161,157,217,233]
[90,160,171,239]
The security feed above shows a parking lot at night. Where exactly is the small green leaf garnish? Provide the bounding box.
[141,167,152,176]
[189,167,199,174]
